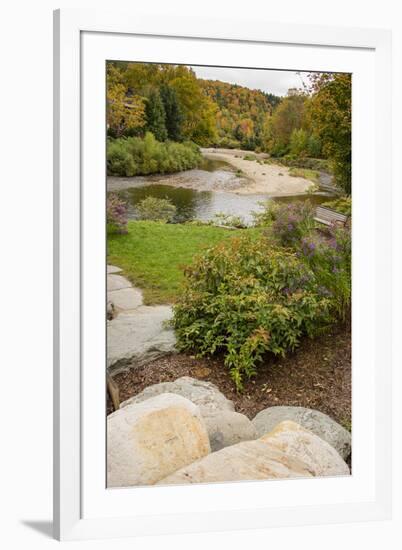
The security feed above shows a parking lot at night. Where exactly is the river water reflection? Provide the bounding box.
[109,165,332,225]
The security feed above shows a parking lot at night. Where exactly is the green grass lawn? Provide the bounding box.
[107,221,256,304]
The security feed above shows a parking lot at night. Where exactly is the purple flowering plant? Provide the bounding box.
[259,200,316,247]
[256,199,351,319]
[299,223,351,319]
[107,193,128,234]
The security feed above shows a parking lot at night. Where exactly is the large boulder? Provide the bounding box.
[158,439,313,485]
[120,377,235,416]
[202,410,258,452]
[252,406,351,459]
[107,305,176,374]
[107,393,210,487]
[260,421,350,477]
[158,420,350,486]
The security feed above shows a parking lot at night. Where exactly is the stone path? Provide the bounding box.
[107,266,176,375]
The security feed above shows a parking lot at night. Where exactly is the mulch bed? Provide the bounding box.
[107,320,351,431]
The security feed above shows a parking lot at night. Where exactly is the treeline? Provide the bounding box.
[200,80,279,150]
[107,62,281,150]
[107,63,351,193]
[259,76,351,193]
[107,62,217,145]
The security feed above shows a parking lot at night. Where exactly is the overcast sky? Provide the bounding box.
[191,66,311,97]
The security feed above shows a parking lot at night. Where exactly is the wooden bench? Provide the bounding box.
[314,206,349,227]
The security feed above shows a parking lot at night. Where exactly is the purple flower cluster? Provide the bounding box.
[107,193,128,233]
[281,269,313,297]
[270,201,316,247]
[301,237,317,257]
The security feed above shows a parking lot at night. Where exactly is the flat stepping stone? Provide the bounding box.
[108,287,143,312]
[107,265,122,274]
[107,274,132,291]
[107,305,176,373]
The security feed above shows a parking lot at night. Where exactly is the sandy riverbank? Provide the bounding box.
[201,148,313,195]
[107,148,317,198]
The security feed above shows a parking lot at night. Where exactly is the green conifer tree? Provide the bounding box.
[145,90,168,141]
[160,85,184,141]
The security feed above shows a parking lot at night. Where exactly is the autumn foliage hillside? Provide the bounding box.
[199,79,279,150]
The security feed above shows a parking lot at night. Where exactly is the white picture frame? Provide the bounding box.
[53,8,392,541]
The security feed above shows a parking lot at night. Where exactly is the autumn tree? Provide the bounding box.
[308,73,352,194]
[289,128,309,157]
[170,74,217,144]
[269,91,307,155]
[123,63,161,96]
[234,118,255,149]
[265,93,282,109]
[107,65,146,137]
[200,80,273,149]
[115,63,217,145]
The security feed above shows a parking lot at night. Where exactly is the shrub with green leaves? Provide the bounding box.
[289,128,309,157]
[136,196,177,222]
[278,156,330,172]
[173,234,332,390]
[107,132,201,176]
[213,212,247,228]
[213,136,241,149]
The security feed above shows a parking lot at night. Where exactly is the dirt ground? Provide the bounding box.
[107,321,351,431]
[201,148,312,195]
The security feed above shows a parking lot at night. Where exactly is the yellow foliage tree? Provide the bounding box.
[107,83,146,137]
[170,75,217,144]
[107,64,146,137]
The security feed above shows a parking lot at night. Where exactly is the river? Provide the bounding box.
[107,154,335,225]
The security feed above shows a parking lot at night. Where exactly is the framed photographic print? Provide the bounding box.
[53,8,392,540]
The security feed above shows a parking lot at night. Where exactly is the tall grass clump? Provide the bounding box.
[136,196,177,222]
